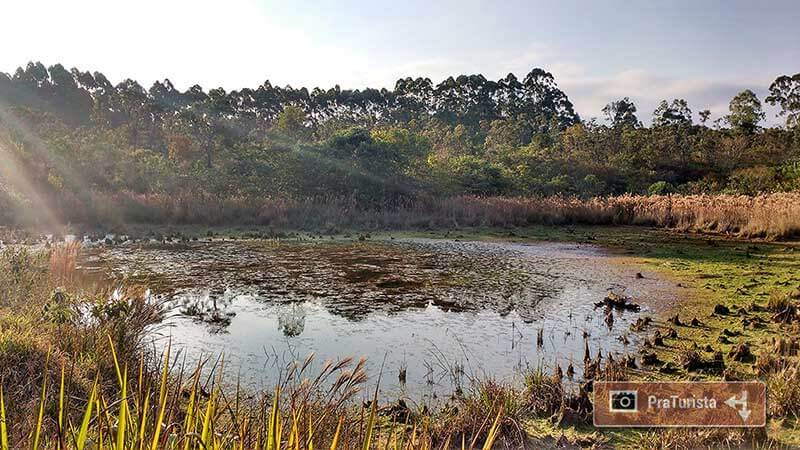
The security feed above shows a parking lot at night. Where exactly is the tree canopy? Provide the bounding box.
[726,89,765,134]
[602,97,641,129]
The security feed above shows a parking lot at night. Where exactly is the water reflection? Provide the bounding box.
[84,239,558,322]
[278,303,306,337]
[82,238,679,398]
[176,288,237,332]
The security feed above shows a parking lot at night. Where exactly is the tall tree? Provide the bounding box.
[726,89,765,134]
[602,97,641,128]
[274,106,311,141]
[652,99,692,127]
[766,73,800,129]
[518,68,580,130]
[699,109,711,126]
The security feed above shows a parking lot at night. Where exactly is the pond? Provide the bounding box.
[80,237,678,402]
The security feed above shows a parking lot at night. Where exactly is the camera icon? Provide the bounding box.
[609,390,638,413]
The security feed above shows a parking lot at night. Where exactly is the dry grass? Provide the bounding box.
[630,428,756,449]
[418,194,800,239]
[0,343,505,449]
[0,247,51,312]
[768,291,799,313]
[438,379,529,446]
[767,364,800,418]
[67,192,800,240]
[48,241,80,284]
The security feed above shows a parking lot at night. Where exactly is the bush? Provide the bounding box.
[727,166,777,194]
[767,364,800,417]
[648,181,675,196]
[580,174,606,197]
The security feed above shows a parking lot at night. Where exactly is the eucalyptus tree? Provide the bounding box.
[766,73,800,129]
[602,97,641,128]
[726,89,765,134]
[699,109,711,127]
[651,99,694,174]
[652,99,692,127]
[518,68,580,131]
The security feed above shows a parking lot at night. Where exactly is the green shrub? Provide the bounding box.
[726,166,777,194]
[581,174,606,196]
[648,181,675,196]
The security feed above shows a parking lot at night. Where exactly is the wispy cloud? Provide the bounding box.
[559,69,782,125]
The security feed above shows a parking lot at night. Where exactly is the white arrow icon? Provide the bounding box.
[725,391,751,421]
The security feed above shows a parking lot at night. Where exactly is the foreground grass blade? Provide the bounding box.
[151,342,171,450]
[362,400,377,450]
[58,365,66,449]
[107,335,124,391]
[267,387,281,450]
[76,378,98,450]
[200,389,215,446]
[116,367,128,450]
[307,412,314,450]
[329,417,342,450]
[32,360,48,450]
[137,388,150,450]
[362,359,384,450]
[481,409,503,450]
[96,394,103,450]
[1,382,8,450]
[440,435,451,450]
[182,366,202,450]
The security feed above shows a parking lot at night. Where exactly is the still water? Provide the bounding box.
[82,237,677,401]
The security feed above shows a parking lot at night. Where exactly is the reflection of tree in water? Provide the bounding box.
[177,288,236,329]
[278,303,306,337]
[105,240,575,323]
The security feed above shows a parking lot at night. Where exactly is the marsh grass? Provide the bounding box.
[58,192,800,240]
[767,365,800,419]
[628,428,751,450]
[49,241,80,285]
[0,343,507,449]
[768,289,800,314]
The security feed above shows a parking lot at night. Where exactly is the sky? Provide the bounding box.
[1,0,798,125]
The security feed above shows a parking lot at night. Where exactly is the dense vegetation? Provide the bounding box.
[1,63,799,227]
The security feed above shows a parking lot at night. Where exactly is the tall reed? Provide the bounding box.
[0,342,506,449]
[66,192,800,240]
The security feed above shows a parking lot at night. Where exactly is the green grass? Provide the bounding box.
[379,225,800,447]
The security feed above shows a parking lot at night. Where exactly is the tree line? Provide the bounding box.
[0,62,799,224]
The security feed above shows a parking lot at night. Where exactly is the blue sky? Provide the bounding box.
[1,0,798,124]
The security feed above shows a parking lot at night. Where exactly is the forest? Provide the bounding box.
[1,62,799,228]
